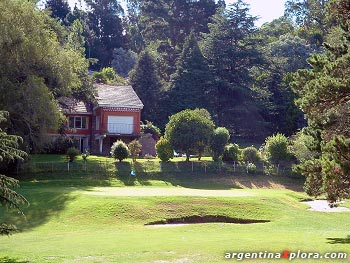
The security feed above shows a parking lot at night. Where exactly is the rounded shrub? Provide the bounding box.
[222,143,240,162]
[242,146,260,164]
[211,127,230,161]
[128,140,142,162]
[156,137,173,162]
[264,133,291,165]
[165,109,214,161]
[246,163,257,173]
[66,147,80,162]
[111,140,130,162]
[47,136,76,154]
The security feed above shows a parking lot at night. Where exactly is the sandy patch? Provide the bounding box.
[83,187,253,197]
[303,200,350,212]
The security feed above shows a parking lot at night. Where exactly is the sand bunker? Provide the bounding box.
[303,200,350,212]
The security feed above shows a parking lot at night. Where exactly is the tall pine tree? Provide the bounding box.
[129,51,163,124]
[291,0,350,201]
[0,111,28,235]
[86,0,125,68]
[45,0,71,25]
[168,32,216,117]
[201,2,265,138]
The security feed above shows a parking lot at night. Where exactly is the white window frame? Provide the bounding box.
[69,116,88,130]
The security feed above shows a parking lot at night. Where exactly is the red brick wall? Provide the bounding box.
[65,114,91,135]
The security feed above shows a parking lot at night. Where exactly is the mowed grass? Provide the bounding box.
[1,157,350,263]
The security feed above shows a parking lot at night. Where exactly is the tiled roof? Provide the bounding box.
[58,97,91,114]
[95,84,144,109]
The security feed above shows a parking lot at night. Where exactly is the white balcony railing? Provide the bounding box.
[107,123,134,135]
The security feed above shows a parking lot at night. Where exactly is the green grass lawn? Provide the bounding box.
[1,156,350,263]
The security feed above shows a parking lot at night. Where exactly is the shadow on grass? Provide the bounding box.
[0,257,30,263]
[327,235,350,244]
[0,183,78,232]
[115,162,152,186]
[0,176,117,233]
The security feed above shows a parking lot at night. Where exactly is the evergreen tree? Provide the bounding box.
[138,0,171,45]
[0,111,28,235]
[168,32,216,117]
[201,2,265,138]
[86,0,125,68]
[111,48,137,77]
[129,51,163,124]
[45,0,71,25]
[291,0,350,201]
[285,0,330,47]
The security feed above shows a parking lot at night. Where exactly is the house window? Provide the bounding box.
[68,116,88,129]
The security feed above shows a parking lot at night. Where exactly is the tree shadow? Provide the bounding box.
[115,162,152,186]
[115,162,134,185]
[130,161,238,190]
[224,175,305,192]
[0,257,30,263]
[327,235,350,244]
[0,183,77,232]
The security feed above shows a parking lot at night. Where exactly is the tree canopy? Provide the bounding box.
[291,0,350,201]
[165,109,215,161]
[0,0,93,152]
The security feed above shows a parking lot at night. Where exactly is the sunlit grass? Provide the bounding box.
[1,174,350,263]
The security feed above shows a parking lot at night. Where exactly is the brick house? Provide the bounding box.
[54,84,144,155]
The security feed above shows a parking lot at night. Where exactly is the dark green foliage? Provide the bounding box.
[91,67,125,84]
[290,131,317,163]
[222,143,240,162]
[168,32,217,116]
[246,163,257,174]
[155,137,173,162]
[201,3,265,138]
[45,0,71,25]
[138,0,171,44]
[285,0,329,46]
[111,48,137,77]
[242,146,261,164]
[130,51,163,124]
[264,133,291,165]
[66,147,80,162]
[211,127,230,161]
[86,0,125,68]
[137,0,218,48]
[47,136,77,154]
[291,0,350,201]
[165,109,215,161]
[0,0,92,152]
[128,140,142,162]
[111,141,130,162]
[141,121,161,141]
[298,159,323,197]
[0,111,28,235]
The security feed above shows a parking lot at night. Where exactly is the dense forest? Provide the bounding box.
[39,0,328,140]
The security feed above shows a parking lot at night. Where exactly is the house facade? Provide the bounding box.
[53,84,143,155]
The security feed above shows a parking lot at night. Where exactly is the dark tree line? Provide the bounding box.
[43,0,333,141]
